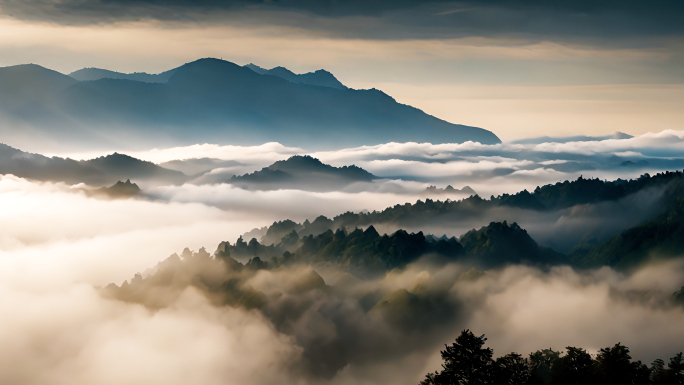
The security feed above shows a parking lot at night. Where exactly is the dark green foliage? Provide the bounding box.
[420,330,493,385]
[270,171,684,231]
[494,353,531,385]
[422,333,684,385]
[459,221,567,267]
[670,353,684,385]
[218,226,464,277]
[571,197,684,269]
[222,221,567,276]
[651,359,669,385]
[548,347,595,385]
[594,343,650,385]
[246,170,684,271]
[528,349,562,385]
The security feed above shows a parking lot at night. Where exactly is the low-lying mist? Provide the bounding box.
[1,175,683,384]
[49,129,684,198]
[4,130,684,384]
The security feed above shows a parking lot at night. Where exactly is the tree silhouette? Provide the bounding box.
[651,359,669,385]
[494,352,530,385]
[594,343,649,385]
[420,329,493,385]
[669,353,684,385]
[419,332,684,385]
[528,349,562,385]
[550,346,595,385]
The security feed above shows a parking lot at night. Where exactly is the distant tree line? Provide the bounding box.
[421,330,683,385]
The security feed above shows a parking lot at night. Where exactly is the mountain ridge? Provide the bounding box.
[0,58,501,150]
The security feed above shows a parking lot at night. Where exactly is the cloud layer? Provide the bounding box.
[2,0,683,46]
[2,159,684,384]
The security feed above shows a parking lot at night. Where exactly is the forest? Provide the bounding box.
[421,330,683,385]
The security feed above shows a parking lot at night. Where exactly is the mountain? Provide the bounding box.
[69,67,177,83]
[82,153,188,185]
[216,226,464,278]
[242,170,684,265]
[219,221,565,277]
[229,155,375,191]
[88,179,142,199]
[512,132,633,145]
[0,142,102,184]
[0,143,187,186]
[244,63,347,89]
[0,58,501,150]
[160,158,243,176]
[0,64,77,110]
[459,221,567,267]
[570,197,684,270]
[423,185,477,196]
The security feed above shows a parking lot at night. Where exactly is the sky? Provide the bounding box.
[0,0,682,140]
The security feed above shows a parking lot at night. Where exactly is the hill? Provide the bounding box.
[229,155,375,191]
[570,197,684,270]
[0,143,187,186]
[243,170,684,268]
[459,221,567,267]
[0,64,77,110]
[218,221,565,277]
[0,58,500,150]
[87,179,142,199]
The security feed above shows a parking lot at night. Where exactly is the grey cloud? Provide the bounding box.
[1,0,683,45]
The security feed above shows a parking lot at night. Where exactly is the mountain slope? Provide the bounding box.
[459,221,567,267]
[83,153,188,185]
[0,58,500,149]
[69,67,177,83]
[570,197,684,270]
[244,63,347,89]
[0,64,77,109]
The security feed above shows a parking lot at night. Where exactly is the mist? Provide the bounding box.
[3,131,684,384]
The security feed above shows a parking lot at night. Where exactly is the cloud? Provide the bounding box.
[51,129,681,199]
[2,168,684,384]
[1,0,682,46]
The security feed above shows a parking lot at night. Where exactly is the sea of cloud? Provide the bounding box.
[51,129,684,199]
[4,131,684,384]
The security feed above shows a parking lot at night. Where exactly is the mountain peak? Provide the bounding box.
[230,155,374,191]
[243,63,347,89]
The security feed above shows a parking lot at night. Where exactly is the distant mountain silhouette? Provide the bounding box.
[424,185,477,196]
[88,179,142,199]
[0,58,500,150]
[83,153,188,185]
[69,67,177,83]
[244,63,347,89]
[160,158,243,176]
[0,143,187,186]
[229,155,374,191]
[0,64,76,110]
[512,132,633,145]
